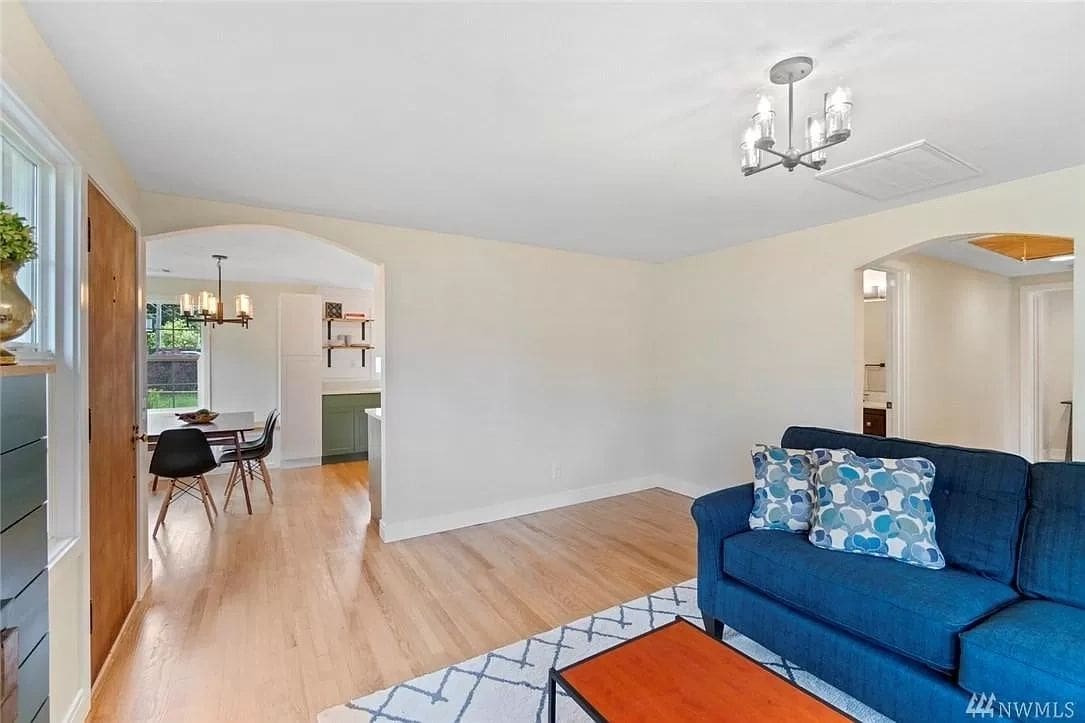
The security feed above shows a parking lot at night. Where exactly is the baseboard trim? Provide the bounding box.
[280,456,322,470]
[322,451,368,465]
[138,557,153,600]
[59,687,90,723]
[655,477,720,499]
[379,475,660,542]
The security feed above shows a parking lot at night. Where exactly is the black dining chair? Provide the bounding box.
[221,409,279,509]
[150,427,220,537]
[240,409,278,451]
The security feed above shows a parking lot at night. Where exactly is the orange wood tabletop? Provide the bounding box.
[556,618,853,723]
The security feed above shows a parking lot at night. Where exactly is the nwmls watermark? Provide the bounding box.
[966,692,1076,719]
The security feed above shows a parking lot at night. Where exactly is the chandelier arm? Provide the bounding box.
[758,146,791,161]
[743,160,783,177]
[798,137,846,158]
[793,157,823,171]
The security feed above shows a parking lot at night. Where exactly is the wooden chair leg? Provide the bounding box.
[258,459,274,503]
[152,479,177,538]
[152,475,159,492]
[197,477,215,528]
[223,462,239,510]
[199,475,218,515]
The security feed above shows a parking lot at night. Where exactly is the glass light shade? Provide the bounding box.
[235,294,253,318]
[753,94,775,148]
[198,290,214,315]
[740,126,761,173]
[179,292,194,315]
[805,116,826,165]
[207,294,218,316]
[824,86,852,142]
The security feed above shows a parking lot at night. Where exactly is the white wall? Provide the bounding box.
[138,191,660,540]
[1,3,140,721]
[659,165,1085,496]
[894,253,1017,451]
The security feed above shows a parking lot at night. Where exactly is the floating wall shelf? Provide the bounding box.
[324,315,375,367]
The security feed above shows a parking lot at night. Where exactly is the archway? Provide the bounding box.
[855,232,1074,458]
[138,223,388,585]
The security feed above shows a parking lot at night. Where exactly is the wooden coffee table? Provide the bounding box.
[548,617,854,722]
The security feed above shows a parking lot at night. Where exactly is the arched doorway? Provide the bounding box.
[857,232,1074,458]
[138,223,388,574]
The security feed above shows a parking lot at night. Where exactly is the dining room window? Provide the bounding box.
[146,301,204,410]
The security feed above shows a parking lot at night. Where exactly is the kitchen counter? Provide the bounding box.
[322,381,382,396]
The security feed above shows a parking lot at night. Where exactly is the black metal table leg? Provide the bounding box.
[548,669,556,723]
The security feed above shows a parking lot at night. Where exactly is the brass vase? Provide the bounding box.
[0,261,35,365]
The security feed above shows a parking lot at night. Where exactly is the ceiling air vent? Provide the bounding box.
[815,140,980,200]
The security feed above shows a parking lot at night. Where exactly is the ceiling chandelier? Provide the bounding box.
[740,56,852,176]
[179,254,253,328]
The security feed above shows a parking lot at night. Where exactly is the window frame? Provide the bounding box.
[2,80,84,559]
[144,297,208,412]
[1,117,57,357]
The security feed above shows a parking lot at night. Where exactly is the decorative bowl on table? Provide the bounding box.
[177,409,219,425]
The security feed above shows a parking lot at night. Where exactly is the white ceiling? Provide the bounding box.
[26,2,1085,262]
[146,225,376,288]
[916,235,1075,278]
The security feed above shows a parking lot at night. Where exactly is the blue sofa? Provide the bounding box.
[692,426,1084,722]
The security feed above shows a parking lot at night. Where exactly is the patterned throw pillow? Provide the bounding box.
[749,444,831,532]
[809,450,945,569]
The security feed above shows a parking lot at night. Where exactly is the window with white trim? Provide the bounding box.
[146,300,204,410]
[1,122,55,355]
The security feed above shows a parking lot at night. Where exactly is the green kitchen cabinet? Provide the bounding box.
[321,392,380,461]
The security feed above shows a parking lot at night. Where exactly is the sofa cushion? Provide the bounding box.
[722,530,1018,671]
[782,426,1028,584]
[959,600,1085,711]
[1018,463,1085,608]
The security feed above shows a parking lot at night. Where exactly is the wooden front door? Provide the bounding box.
[87,182,139,681]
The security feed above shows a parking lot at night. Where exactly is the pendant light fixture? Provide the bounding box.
[740,56,853,176]
[180,254,253,328]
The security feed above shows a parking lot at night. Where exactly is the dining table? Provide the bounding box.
[146,411,259,514]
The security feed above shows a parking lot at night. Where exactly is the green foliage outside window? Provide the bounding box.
[146,302,202,352]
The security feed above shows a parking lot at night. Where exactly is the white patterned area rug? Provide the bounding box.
[318,579,889,723]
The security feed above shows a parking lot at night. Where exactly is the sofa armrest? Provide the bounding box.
[690,483,754,616]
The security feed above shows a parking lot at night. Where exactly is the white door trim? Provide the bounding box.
[1019,281,1073,461]
[860,264,908,438]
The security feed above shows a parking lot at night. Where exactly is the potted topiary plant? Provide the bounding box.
[0,201,38,365]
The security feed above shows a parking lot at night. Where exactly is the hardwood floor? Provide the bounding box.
[88,462,697,722]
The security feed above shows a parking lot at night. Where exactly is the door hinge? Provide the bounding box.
[87,216,92,253]
[88,408,92,442]
[89,600,93,633]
